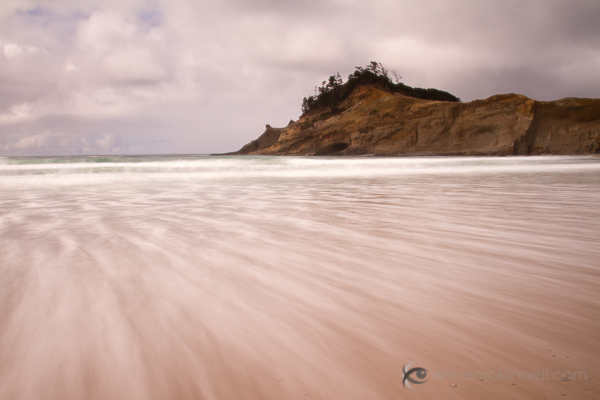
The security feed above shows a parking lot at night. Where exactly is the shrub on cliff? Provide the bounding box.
[301,62,461,114]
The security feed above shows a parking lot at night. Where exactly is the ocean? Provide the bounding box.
[0,155,599,399]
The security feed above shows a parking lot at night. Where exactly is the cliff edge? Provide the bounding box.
[232,85,600,156]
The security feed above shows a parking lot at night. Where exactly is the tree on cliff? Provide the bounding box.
[302,72,343,113]
[301,61,460,115]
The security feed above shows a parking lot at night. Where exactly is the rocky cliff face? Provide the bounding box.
[232,85,600,156]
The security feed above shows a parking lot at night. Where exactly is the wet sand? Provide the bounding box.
[0,156,598,399]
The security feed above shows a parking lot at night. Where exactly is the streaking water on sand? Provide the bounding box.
[0,155,599,400]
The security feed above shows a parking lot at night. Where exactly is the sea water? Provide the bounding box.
[0,155,599,399]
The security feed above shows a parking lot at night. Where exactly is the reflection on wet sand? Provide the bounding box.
[0,156,598,399]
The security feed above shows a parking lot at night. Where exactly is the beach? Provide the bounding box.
[0,155,598,399]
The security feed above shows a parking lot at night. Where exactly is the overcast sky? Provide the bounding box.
[1,0,599,155]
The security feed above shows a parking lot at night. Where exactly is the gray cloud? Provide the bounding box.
[1,0,599,155]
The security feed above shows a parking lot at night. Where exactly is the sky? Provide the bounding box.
[1,0,599,156]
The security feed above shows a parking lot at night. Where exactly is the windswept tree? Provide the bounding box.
[364,61,388,78]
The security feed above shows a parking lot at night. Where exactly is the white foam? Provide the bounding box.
[0,155,599,188]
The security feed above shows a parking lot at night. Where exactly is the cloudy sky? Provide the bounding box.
[1,0,599,155]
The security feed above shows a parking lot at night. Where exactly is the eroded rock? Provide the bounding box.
[232,85,600,156]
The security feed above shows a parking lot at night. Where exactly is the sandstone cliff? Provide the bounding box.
[232,85,600,156]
